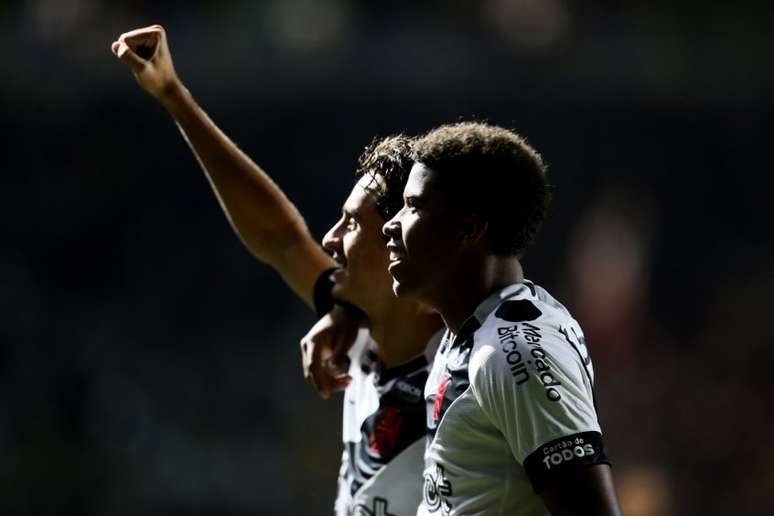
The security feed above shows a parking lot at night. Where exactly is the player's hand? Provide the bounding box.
[110,25,180,101]
[300,306,360,399]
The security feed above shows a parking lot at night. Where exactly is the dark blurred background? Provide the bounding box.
[2,1,773,515]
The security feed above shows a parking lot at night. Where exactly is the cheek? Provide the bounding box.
[404,218,430,251]
[345,232,386,265]
[342,234,359,262]
[409,219,452,257]
[366,236,390,265]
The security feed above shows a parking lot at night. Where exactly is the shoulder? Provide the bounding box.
[469,295,590,403]
[465,290,605,467]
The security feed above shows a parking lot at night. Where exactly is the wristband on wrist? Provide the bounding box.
[312,267,367,321]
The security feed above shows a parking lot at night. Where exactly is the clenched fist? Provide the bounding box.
[111,25,181,102]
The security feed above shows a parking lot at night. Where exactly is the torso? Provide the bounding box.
[336,329,442,516]
[419,282,609,516]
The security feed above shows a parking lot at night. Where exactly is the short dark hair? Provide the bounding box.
[355,135,414,221]
[412,122,551,256]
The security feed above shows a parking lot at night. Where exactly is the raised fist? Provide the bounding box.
[111,25,180,101]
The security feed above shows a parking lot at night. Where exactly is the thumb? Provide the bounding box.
[115,41,146,73]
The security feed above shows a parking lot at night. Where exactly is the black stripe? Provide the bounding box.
[450,317,481,350]
[559,326,599,416]
[378,355,428,386]
[523,431,610,493]
[344,358,430,497]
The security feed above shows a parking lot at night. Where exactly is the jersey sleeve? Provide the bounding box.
[470,319,610,492]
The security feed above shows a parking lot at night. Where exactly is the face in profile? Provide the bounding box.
[382,162,466,305]
[322,174,394,311]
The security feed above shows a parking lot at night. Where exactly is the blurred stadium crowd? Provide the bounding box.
[1,0,773,514]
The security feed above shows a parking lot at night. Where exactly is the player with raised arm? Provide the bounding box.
[111,25,443,516]
[382,123,623,516]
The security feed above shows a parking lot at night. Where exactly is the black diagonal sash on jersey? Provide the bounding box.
[426,317,481,436]
[345,355,430,496]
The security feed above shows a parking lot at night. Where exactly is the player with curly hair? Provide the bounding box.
[111,25,443,516]
[383,122,623,515]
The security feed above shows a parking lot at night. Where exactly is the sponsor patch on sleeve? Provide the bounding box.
[523,431,610,492]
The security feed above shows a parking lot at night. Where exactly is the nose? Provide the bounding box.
[382,214,400,240]
[322,217,344,253]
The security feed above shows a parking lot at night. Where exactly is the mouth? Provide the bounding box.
[331,252,347,268]
[386,244,404,274]
[386,241,404,262]
[328,253,348,284]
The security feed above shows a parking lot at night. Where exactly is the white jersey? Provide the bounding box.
[335,328,442,516]
[419,282,609,516]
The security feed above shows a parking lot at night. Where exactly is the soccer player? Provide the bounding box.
[382,123,623,515]
[111,25,443,516]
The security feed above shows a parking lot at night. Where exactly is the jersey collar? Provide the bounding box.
[446,281,533,350]
[375,354,429,386]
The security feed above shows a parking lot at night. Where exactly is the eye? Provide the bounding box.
[346,217,358,231]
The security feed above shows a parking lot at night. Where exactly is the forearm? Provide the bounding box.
[161,83,302,257]
[111,25,335,307]
[540,465,622,516]
[159,83,335,305]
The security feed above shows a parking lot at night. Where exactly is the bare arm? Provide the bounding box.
[540,464,623,516]
[111,25,335,307]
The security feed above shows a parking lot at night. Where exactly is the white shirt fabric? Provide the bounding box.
[418,282,609,516]
[335,328,442,516]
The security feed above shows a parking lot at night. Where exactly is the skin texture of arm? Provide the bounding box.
[539,464,623,516]
[111,25,335,308]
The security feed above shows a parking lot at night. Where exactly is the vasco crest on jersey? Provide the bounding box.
[428,344,471,433]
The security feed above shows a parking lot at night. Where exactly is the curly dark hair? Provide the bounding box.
[412,122,551,256]
[355,135,415,221]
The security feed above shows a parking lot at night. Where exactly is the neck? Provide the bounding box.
[437,256,524,334]
[367,300,443,367]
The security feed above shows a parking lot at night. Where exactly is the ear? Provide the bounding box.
[458,214,488,247]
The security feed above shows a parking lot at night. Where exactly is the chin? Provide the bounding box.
[391,278,415,300]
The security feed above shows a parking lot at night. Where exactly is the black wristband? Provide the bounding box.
[312,268,367,321]
[313,267,339,317]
